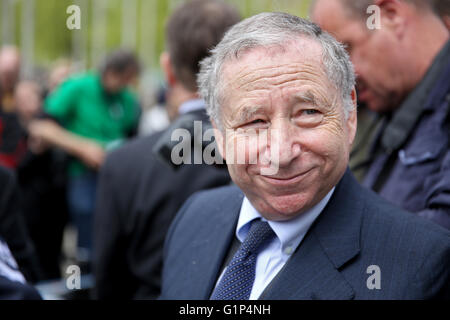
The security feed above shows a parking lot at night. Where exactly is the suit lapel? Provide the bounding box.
[261,170,364,300]
[260,232,356,300]
[187,187,244,299]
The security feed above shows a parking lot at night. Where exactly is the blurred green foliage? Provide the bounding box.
[0,0,311,70]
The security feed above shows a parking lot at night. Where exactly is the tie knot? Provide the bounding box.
[241,220,275,254]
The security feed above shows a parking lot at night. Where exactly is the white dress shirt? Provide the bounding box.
[231,188,335,300]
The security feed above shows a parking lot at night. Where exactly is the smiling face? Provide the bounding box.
[214,38,357,221]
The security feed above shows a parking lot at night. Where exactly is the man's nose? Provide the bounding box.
[268,120,301,168]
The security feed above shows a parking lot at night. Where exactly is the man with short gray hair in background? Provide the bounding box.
[160,12,449,300]
[312,0,450,229]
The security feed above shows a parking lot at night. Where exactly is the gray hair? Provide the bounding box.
[197,12,356,129]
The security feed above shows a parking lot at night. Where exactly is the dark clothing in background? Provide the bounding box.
[17,149,69,280]
[0,236,41,300]
[349,104,382,182]
[0,108,69,280]
[0,275,41,300]
[0,111,27,169]
[0,165,42,283]
[363,40,450,229]
[93,109,231,299]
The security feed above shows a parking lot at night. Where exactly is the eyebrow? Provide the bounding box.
[231,91,325,124]
[292,91,319,106]
[233,105,265,124]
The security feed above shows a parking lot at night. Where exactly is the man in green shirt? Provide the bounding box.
[29,49,140,265]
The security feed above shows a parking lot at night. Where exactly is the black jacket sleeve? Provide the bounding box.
[92,157,132,299]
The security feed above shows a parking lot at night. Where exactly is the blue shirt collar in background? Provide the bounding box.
[178,98,205,115]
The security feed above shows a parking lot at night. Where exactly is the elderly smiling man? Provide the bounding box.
[160,13,450,300]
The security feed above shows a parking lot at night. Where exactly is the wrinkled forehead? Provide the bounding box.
[217,40,337,110]
[220,38,327,85]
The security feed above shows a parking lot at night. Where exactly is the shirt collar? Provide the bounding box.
[236,188,335,253]
[178,98,205,115]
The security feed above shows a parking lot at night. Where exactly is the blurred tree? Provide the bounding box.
[0,0,310,72]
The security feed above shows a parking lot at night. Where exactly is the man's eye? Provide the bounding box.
[250,119,266,124]
[303,109,319,115]
[239,119,268,131]
[294,109,323,127]
[242,119,267,127]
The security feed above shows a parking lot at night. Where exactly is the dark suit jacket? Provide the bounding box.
[161,170,450,300]
[93,110,231,299]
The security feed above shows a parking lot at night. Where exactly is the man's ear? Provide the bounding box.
[160,52,177,87]
[375,0,407,39]
[347,88,358,147]
[212,120,226,161]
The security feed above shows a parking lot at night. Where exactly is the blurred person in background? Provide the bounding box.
[14,82,41,128]
[12,80,69,280]
[93,0,240,299]
[0,46,27,169]
[0,107,27,170]
[0,46,20,113]
[29,49,141,270]
[311,0,450,229]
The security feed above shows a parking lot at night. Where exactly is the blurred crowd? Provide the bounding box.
[0,44,150,290]
[0,46,70,281]
[0,0,449,300]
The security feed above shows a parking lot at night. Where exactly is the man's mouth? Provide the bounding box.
[259,168,314,186]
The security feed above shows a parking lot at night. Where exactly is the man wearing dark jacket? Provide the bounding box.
[312,0,450,229]
[93,0,240,299]
[160,12,450,300]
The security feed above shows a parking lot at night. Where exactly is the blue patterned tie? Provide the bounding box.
[210,219,276,300]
